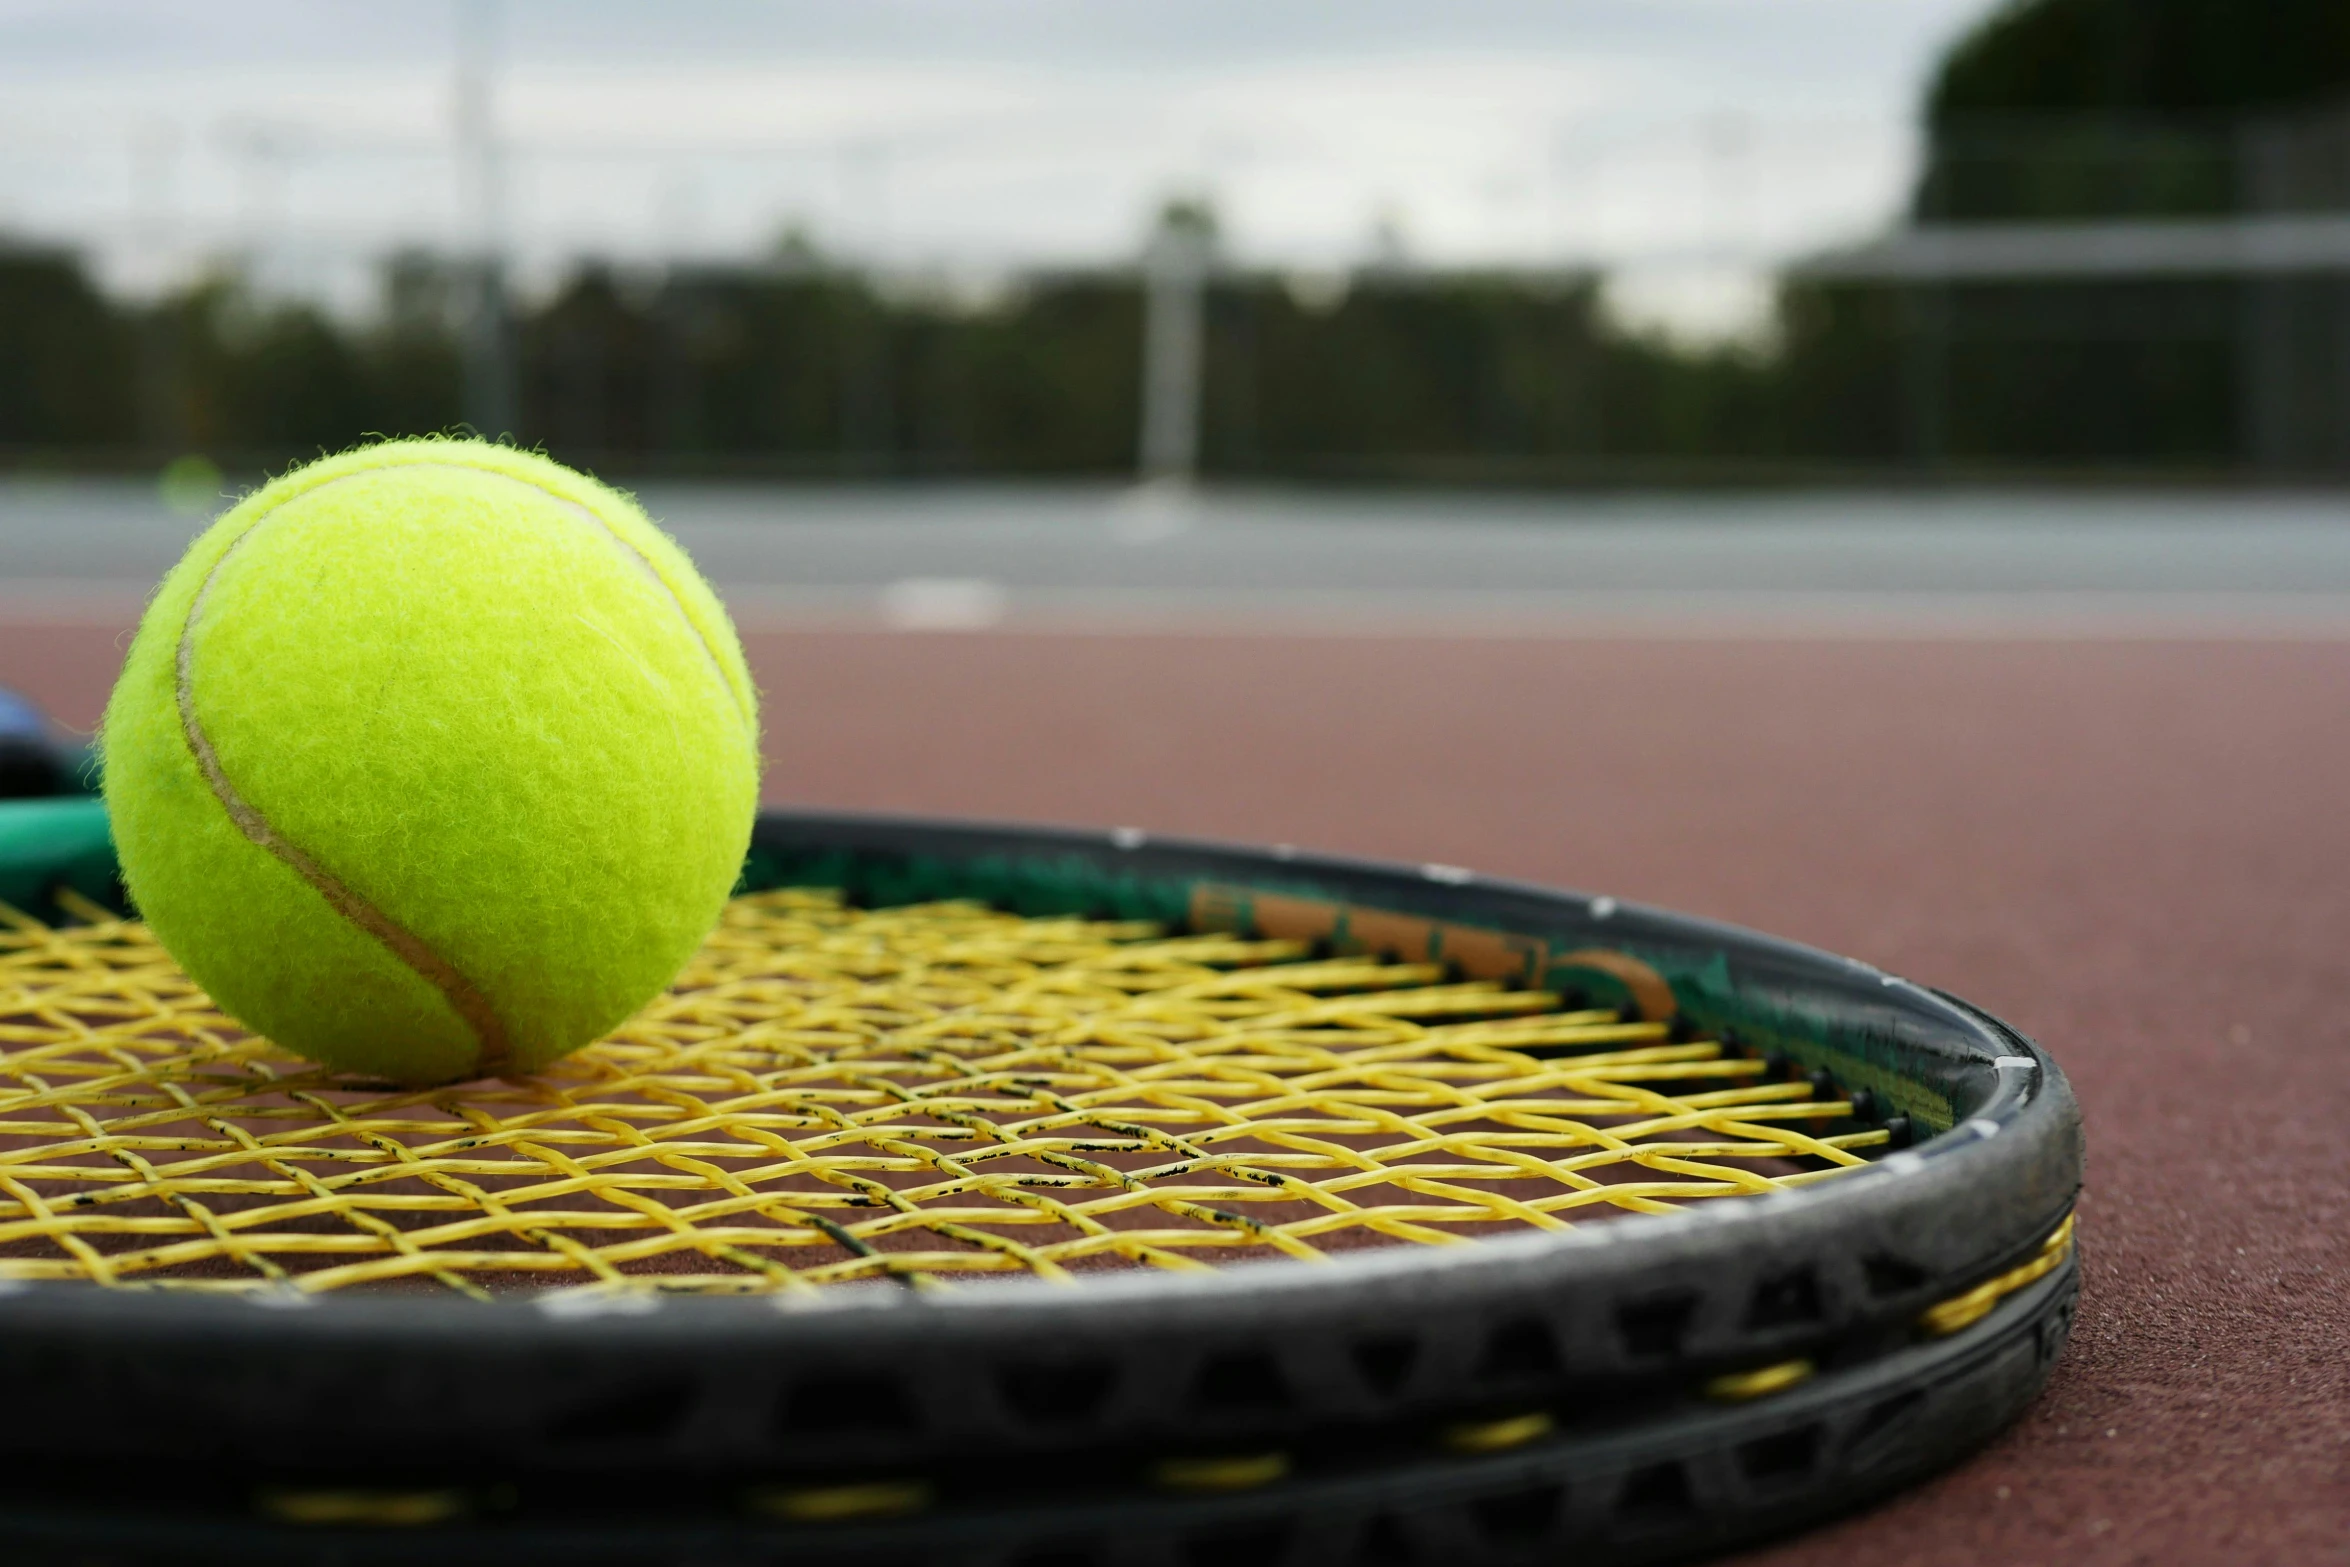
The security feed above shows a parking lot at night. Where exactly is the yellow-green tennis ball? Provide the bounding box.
[101,439,760,1084]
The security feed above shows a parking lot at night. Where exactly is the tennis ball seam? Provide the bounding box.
[462,469,753,739]
[168,456,744,1080]
[175,510,519,1077]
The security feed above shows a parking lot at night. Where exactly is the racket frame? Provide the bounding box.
[0,804,2082,1564]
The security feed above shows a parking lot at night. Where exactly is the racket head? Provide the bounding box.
[0,804,2080,1564]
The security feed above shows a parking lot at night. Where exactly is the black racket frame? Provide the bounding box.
[0,807,2082,1566]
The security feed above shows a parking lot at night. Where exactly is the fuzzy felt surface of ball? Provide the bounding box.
[102,439,761,1083]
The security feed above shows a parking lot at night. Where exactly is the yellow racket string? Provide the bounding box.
[0,887,1895,1298]
[1917,1212,2077,1337]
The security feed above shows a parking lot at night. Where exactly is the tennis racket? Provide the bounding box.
[0,798,2079,1566]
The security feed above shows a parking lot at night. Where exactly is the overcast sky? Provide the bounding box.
[0,0,1995,335]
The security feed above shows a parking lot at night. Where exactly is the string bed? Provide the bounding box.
[0,888,1890,1299]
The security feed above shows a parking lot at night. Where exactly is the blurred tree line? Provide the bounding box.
[0,234,2271,481]
[0,245,1794,481]
[5,0,2349,484]
[1917,0,2350,222]
[1792,0,2350,476]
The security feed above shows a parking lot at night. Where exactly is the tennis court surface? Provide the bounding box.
[0,499,2341,1562]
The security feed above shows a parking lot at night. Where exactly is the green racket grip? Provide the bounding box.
[0,795,121,919]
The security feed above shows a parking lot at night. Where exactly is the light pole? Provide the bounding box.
[454,0,514,440]
[1138,205,1212,485]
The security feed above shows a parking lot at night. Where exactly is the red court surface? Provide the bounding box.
[2,622,2343,1564]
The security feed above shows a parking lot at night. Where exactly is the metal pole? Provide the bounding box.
[2237,119,2294,477]
[130,125,184,458]
[1902,282,1950,474]
[455,0,514,440]
[1138,213,1209,483]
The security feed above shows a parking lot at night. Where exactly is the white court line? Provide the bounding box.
[721,586,2350,640]
[16,579,2350,640]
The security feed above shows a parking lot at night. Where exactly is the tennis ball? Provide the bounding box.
[101,439,760,1084]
